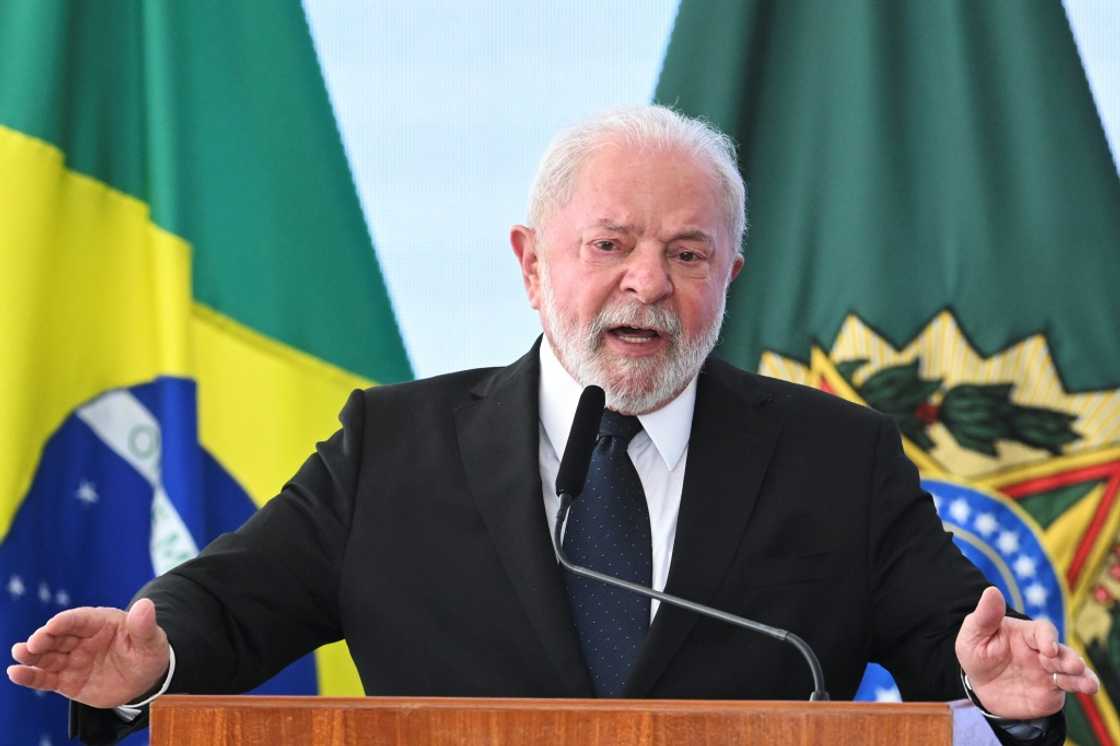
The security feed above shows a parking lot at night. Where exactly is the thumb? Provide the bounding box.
[960,587,1006,644]
[125,599,162,646]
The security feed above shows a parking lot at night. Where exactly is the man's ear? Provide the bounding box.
[511,224,543,310]
[729,254,745,284]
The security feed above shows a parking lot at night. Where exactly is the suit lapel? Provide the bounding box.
[454,342,593,696]
[625,360,783,697]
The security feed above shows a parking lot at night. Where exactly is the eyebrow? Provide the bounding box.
[589,220,715,244]
[667,229,715,244]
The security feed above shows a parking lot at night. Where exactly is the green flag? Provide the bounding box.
[657,2,1120,743]
[1,2,410,740]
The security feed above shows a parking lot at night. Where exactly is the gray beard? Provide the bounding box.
[538,262,725,415]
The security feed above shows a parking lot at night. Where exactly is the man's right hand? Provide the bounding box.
[7,598,170,709]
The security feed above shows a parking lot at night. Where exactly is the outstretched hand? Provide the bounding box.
[956,586,1099,719]
[7,598,170,709]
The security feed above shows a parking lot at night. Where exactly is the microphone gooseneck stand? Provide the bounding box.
[554,384,829,701]
[553,495,829,701]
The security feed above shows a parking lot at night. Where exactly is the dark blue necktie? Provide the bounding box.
[562,410,652,697]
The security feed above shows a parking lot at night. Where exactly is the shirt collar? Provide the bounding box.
[538,337,695,471]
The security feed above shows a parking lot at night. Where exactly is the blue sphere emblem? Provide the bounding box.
[925,478,1065,637]
[855,477,1065,702]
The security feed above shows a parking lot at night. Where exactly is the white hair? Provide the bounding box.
[526,105,747,255]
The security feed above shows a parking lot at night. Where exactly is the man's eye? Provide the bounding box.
[593,240,617,252]
[677,250,699,262]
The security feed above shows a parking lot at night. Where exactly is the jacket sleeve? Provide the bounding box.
[866,417,1065,745]
[867,416,989,697]
[69,388,369,744]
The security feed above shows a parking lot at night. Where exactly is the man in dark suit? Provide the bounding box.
[9,106,1097,745]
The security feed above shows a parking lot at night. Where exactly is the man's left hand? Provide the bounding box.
[956,586,1100,719]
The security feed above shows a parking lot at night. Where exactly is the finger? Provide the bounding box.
[6,664,59,692]
[29,651,72,673]
[1056,645,1086,676]
[14,640,84,673]
[50,635,82,654]
[21,634,84,661]
[1038,644,1087,676]
[959,587,1006,644]
[1055,669,1101,695]
[126,598,160,645]
[1023,618,1060,657]
[25,627,60,656]
[43,606,113,639]
[11,642,41,667]
[1085,669,1101,695]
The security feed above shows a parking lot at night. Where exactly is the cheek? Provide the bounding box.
[677,288,723,331]
[570,278,615,316]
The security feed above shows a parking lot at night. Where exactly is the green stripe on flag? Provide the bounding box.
[0,1,411,384]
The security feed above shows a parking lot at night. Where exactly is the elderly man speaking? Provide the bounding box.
[9,106,1098,745]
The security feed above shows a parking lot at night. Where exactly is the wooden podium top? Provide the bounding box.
[150,695,999,745]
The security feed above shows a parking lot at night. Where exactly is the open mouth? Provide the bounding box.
[608,326,663,344]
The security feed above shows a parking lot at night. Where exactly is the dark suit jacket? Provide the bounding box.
[72,342,1062,744]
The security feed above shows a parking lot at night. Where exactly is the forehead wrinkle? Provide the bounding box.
[590,218,635,233]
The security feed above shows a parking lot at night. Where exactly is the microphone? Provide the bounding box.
[554,386,830,702]
[555,385,605,498]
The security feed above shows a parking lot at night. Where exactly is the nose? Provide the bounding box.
[620,247,673,304]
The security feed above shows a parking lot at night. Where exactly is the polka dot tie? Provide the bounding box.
[562,410,652,697]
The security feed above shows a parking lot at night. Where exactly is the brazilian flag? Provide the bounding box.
[0,2,411,743]
[656,1,1120,744]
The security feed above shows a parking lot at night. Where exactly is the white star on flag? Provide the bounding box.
[55,589,71,606]
[996,530,1020,555]
[1025,583,1049,607]
[7,575,25,599]
[974,513,998,536]
[75,480,99,505]
[948,498,971,523]
[1013,555,1037,579]
[38,581,51,603]
[874,685,902,702]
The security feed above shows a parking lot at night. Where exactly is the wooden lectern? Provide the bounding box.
[150,695,1000,745]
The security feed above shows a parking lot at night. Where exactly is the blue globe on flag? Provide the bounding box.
[0,379,317,746]
[855,478,1065,702]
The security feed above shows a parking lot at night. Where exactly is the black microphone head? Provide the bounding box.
[555,385,605,498]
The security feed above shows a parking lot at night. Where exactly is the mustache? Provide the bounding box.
[586,302,682,342]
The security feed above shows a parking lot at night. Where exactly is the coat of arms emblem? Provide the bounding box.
[761,311,1120,739]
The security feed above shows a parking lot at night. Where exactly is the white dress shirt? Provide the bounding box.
[537,338,696,621]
